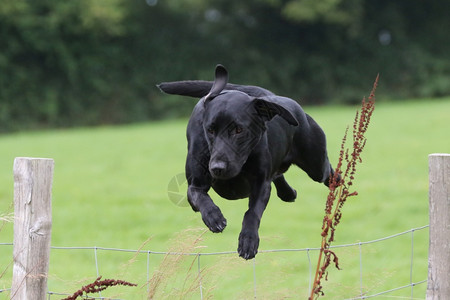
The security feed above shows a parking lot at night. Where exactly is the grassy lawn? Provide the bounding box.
[0,97,449,298]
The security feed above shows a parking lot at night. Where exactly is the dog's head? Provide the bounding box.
[201,66,298,179]
[158,65,298,180]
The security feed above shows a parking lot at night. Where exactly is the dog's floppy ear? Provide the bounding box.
[204,64,228,103]
[253,98,298,126]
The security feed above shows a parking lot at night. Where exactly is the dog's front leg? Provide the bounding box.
[238,179,271,259]
[187,185,227,233]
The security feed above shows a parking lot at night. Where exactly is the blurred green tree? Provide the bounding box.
[0,0,449,131]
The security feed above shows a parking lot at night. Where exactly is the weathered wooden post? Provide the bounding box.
[11,158,54,299]
[426,153,450,299]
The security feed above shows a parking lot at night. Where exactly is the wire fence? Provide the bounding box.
[0,225,429,299]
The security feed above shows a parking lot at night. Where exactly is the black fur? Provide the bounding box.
[158,65,335,259]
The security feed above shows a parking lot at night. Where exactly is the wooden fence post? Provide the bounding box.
[426,153,450,299]
[11,158,54,299]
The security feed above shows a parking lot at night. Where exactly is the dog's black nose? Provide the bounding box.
[210,161,227,178]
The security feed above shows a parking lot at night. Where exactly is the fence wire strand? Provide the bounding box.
[0,225,429,298]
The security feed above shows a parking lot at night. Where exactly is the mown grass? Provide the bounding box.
[0,98,449,299]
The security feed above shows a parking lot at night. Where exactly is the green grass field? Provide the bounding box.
[1,98,449,299]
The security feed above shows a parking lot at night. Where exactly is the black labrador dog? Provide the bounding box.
[158,65,336,259]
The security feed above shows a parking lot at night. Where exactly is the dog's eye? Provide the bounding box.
[235,126,243,134]
[207,127,215,135]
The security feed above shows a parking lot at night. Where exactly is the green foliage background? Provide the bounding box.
[1,0,449,131]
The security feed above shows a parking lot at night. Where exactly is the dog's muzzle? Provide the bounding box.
[209,160,228,179]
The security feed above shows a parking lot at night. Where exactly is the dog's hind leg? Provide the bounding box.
[273,175,297,202]
[293,114,336,187]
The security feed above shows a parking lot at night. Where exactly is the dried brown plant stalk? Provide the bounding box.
[309,75,378,299]
[62,276,137,300]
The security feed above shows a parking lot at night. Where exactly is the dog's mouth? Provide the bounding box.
[210,173,233,180]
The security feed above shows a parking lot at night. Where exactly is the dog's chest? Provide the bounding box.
[211,175,251,200]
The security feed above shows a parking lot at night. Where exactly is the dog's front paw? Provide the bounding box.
[201,206,227,233]
[238,231,259,260]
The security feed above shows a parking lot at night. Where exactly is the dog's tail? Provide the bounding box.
[157,80,274,98]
